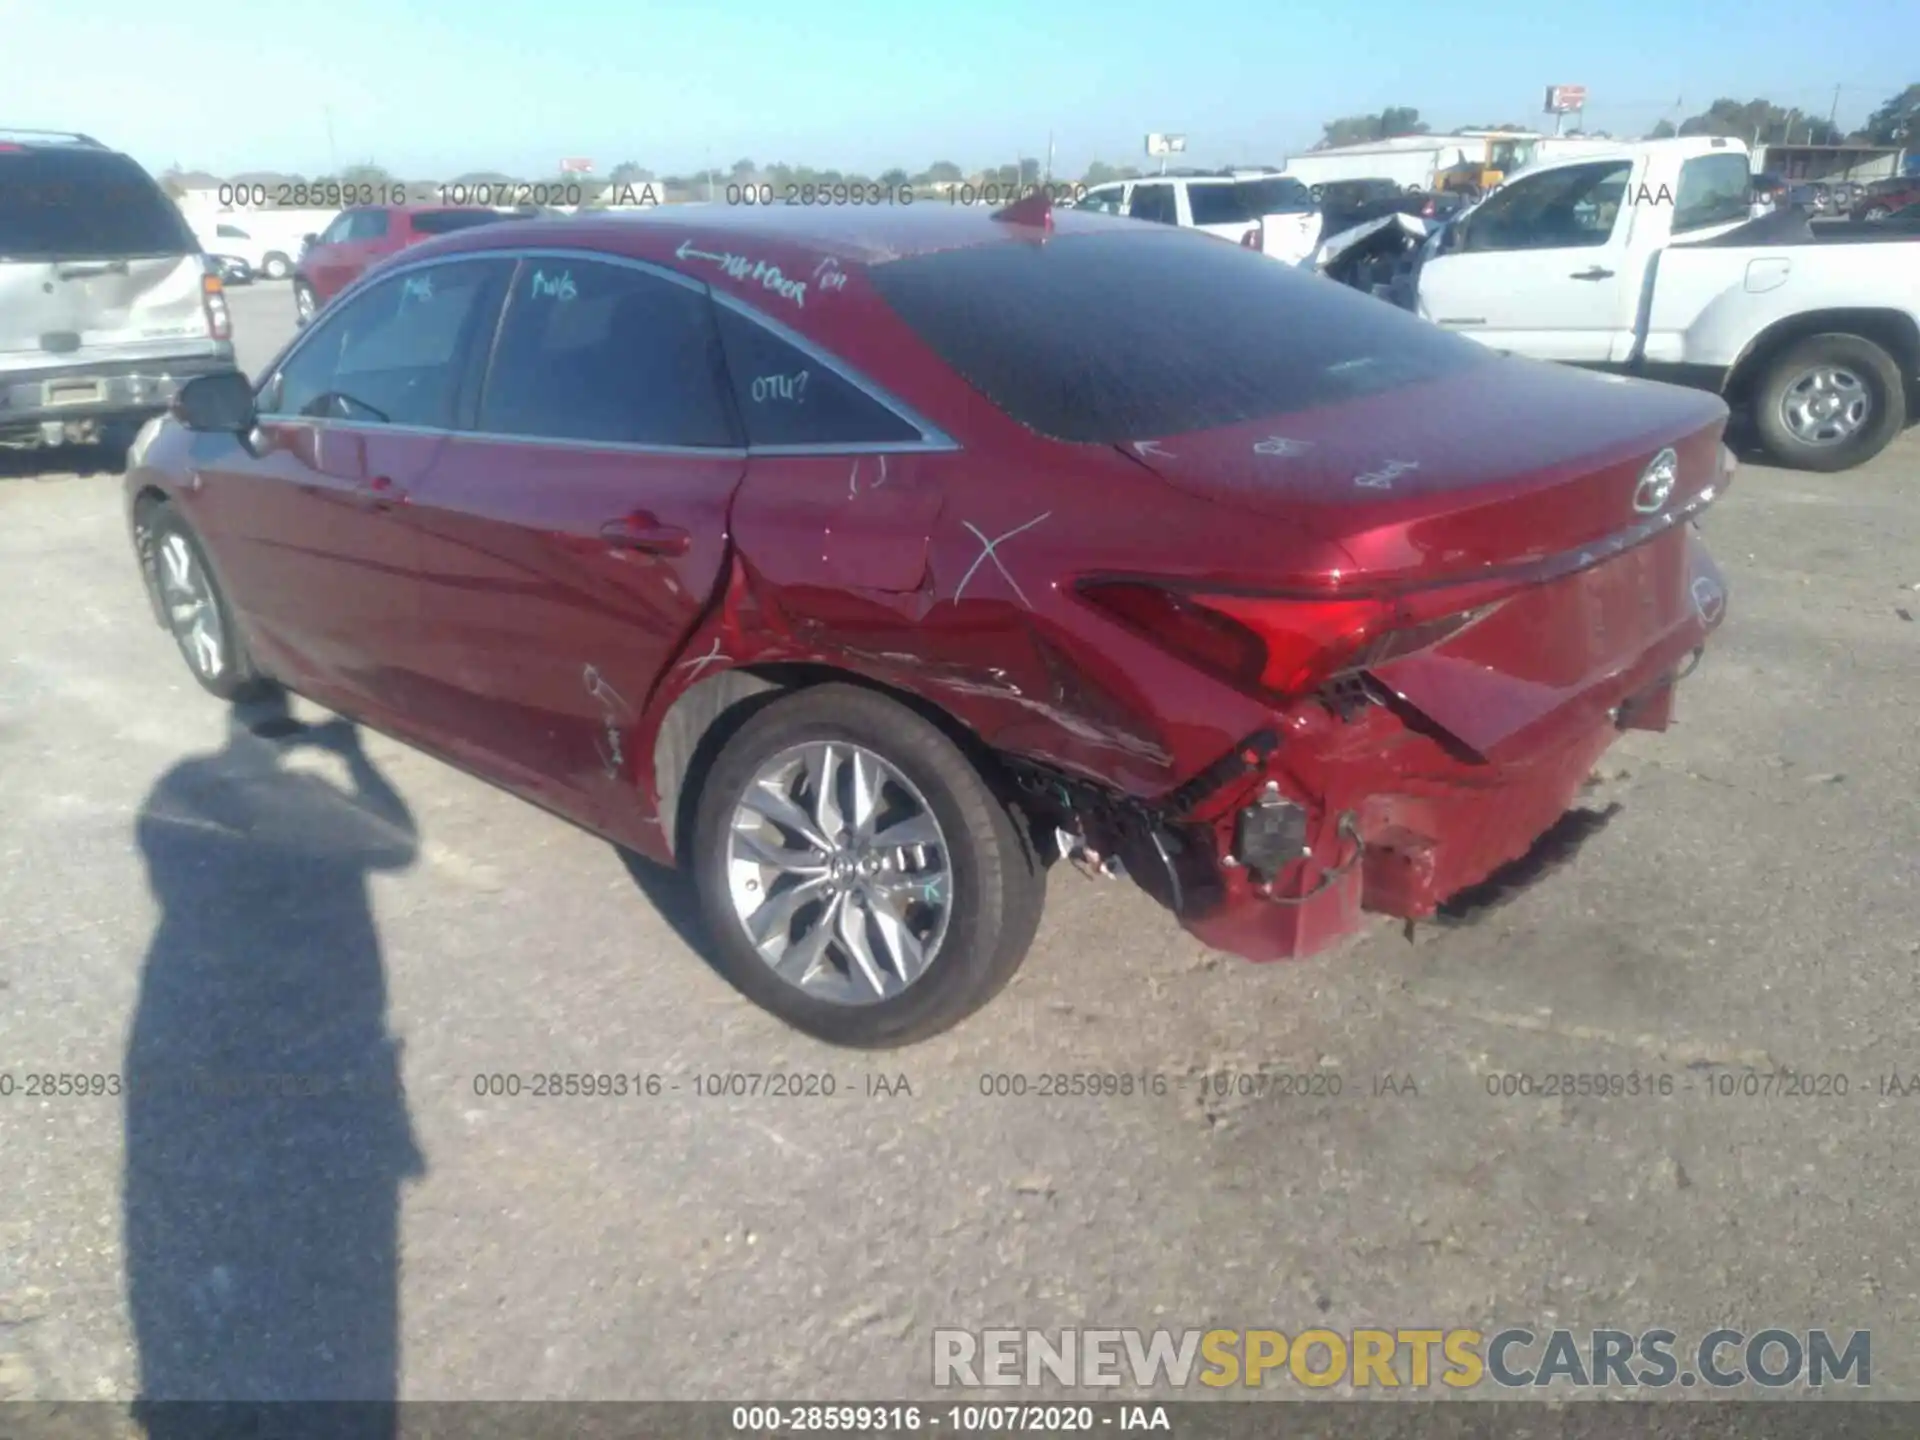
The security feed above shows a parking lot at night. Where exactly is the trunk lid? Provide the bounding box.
[1121,357,1731,759]
[1120,355,1728,587]
[0,255,212,358]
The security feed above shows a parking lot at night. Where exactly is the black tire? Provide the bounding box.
[262,253,292,280]
[1751,332,1906,472]
[145,503,273,702]
[689,683,1045,1048]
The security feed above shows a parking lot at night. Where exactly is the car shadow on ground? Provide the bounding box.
[0,442,130,480]
[615,845,717,974]
[123,690,421,1438]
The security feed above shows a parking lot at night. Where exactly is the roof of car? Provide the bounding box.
[428,199,1144,267]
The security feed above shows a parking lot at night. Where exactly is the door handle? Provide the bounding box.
[1569,266,1615,280]
[600,516,690,556]
[359,474,409,509]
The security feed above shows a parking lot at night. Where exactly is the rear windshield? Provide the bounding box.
[411,209,508,235]
[1187,179,1314,225]
[869,229,1492,443]
[0,148,197,261]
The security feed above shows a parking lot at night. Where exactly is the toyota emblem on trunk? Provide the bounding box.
[1633,448,1678,514]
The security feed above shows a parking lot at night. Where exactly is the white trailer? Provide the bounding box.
[1286,133,1558,193]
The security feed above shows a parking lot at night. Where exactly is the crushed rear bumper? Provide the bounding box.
[1174,532,1729,962]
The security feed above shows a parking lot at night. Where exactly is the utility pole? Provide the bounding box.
[1044,131,1054,186]
[1827,84,1841,132]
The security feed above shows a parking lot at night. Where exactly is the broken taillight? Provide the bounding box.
[1085,581,1508,701]
[201,267,231,341]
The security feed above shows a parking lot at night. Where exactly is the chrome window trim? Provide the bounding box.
[260,244,960,457]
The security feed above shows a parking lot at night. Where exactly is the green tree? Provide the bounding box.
[924,160,964,183]
[878,167,910,188]
[1678,97,1841,146]
[608,161,655,185]
[1017,157,1041,184]
[1082,160,1123,185]
[1857,83,1919,145]
[1646,119,1678,139]
[337,162,395,186]
[729,157,756,180]
[1316,107,1428,148]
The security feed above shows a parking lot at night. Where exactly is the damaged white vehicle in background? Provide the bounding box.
[1071,171,1324,266]
[1319,136,1920,472]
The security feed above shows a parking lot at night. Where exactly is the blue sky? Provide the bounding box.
[5,0,1913,178]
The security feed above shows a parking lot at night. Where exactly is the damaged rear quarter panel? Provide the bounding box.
[717,438,1308,802]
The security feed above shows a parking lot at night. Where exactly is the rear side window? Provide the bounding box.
[0,148,196,261]
[1127,184,1178,225]
[1186,184,1254,226]
[478,258,737,447]
[712,303,923,448]
[215,223,249,239]
[1672,153,1753,234]
[1236,177,1314,214]
[869,229,1491,444]
[411,209,506,236]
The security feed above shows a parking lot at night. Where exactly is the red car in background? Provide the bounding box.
[125,196,1733,1048]
[293,204,508,324]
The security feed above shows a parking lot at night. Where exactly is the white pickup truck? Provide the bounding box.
[1411,136,1920,471]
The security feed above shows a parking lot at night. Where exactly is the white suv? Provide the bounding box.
[1071,171,1323,265]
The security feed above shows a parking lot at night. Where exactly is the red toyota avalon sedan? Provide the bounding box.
[124,196,1732,1048]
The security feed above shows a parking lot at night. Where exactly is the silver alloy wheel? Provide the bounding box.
[1865,205,1890,220]
[725,741,953,1006]
[264,256,290,279]
[156,532,226,681]
[1779,365,1871,446]
[295,284,315,320]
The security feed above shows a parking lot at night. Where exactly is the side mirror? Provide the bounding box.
[303,232,319,246]
[173,371,257,434]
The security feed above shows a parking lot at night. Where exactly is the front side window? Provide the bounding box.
[712,303,923,448]
[316,213,353,245]
[261,258,510,427]
[1074,185,1127,215]
[478,257,737,447]
[346,209,391,241]
[1458,160,1630,252]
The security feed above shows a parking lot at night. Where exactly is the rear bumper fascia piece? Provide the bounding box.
[0,349,236,437]
[1175,538,1728,963]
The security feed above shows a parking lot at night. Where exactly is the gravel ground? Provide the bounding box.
[2,281,1917,1406]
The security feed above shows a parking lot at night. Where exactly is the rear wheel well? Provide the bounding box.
[1725,309,1920,410]
[650,663,1028,865]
